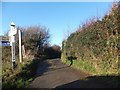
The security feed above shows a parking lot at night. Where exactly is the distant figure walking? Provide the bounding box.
[69,57,73,66]
[67,56,77,66]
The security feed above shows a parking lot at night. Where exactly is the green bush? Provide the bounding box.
[2,58,42,88]
[61,3,119,75]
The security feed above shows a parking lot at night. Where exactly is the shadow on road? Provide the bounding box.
[28,57,119,88]
[35,58,69,77]
[35,60,51,77]
[53,76,119,88]
[34,59,119,88]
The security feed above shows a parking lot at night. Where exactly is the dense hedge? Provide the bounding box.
[61,3,119,75]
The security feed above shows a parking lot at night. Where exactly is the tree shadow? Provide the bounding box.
[35,59,69,77]
[34,60,51,77]
[53,76,120,88]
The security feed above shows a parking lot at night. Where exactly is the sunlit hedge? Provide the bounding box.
[61,3,119,75]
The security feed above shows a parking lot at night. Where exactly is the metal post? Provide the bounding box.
[11,42,16,69]
[19,30,22,63]
[9,22,17,69]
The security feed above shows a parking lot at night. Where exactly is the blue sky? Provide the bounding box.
[1,2,112,46]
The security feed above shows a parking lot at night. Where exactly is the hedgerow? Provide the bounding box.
[61,2,119,75]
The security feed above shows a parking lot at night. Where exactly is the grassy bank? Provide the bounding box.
[2,58,44,88]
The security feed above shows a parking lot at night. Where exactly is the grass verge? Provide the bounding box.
[2,58,44,88]
[62,58,119,88]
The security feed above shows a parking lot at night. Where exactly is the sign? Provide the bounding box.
[8,28,17,36]
[0,41,10,46]
[9,36,15,46]
[8,22,17,37]
[0,36,10,46]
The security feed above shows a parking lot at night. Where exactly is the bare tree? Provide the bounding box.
[18,25,50,55]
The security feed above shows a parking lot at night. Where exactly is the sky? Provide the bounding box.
[1,2,113,46]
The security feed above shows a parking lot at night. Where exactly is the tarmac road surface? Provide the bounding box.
[27,58,110,88]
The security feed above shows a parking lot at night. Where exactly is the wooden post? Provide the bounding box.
[19,30,22,63]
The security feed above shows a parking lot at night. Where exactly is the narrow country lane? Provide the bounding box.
[27,58,109,88]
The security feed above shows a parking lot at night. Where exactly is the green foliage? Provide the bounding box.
[61,3,119,75]
[17,25,50,56]
[2,58,42,88]
[2,25,50,88]
[43,44,61,59]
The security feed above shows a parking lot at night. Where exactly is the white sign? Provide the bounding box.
[9,36,15,46]
[8,22,17,46]
[8,28,17,37]
[8,22,17,37]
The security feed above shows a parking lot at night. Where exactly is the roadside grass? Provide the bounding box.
[2,58,43,88]
[62,59,97,75]
[62,58,119,87]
